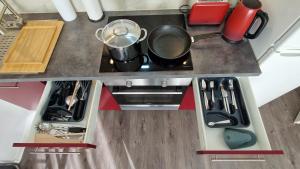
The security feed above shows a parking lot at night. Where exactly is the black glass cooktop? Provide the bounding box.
[99,14,193,72]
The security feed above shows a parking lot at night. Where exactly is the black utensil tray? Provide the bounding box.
[198,77,250,128]
[41,81,92,122]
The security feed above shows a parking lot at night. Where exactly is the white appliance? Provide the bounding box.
[51,0,77,22]
[249,0,300,107]
[81,0,104,21]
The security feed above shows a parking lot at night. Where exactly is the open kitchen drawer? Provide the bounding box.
[192,77,283,160]
[12,80,102,152]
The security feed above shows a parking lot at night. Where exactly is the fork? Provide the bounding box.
[229,79,238,110]
[201,79,209,110]
[210,81,215,104]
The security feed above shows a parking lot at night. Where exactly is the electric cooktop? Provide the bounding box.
[99,14,193,72]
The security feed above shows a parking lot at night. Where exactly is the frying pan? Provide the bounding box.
[147,25,220,65]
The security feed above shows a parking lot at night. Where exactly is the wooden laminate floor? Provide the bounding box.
[20,88,300,169]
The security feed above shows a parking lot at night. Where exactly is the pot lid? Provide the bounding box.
[101,19,141,48]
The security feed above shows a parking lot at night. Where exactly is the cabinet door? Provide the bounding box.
[250,52,300,107]
[0,100,34,163]
[13,81,102,152]
[179,85,195,110]
[193,78,283,161]
[0,82,45,110]
[99,85,121,110]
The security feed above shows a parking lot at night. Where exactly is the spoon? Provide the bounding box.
[68,81,80,111]
[208,119,231,126]
[65,95,78,108]
[37,122,53,132]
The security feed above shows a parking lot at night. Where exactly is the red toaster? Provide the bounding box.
[188,1,230,25]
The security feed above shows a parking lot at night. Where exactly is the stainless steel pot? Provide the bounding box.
[95,19,147,61]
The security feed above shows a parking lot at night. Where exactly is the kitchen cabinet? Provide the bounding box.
[12,80,102,154]
[192,78,283,161]
[99,85,121,111]
[0,82,45,110]
[179,85,195,110]
[249,49,300,107]
[0,100,35,163]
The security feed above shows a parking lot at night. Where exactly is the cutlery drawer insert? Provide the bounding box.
[41,81,92,122]
[198,77,250,128]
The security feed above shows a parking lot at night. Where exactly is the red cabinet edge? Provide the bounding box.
[197,150,284,155]
[0,82,45,110]
[99,85,121,110]
[13,143,96,149]
[179,85,195,110]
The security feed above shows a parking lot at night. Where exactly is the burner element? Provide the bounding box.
[148,49,191,68]
[113,55,144,72]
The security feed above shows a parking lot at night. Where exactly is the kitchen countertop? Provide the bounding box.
[0,10,260,82]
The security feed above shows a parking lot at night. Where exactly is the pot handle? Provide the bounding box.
[95,28,104,42]
[138,28,148,42]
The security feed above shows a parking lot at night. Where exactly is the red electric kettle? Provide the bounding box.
[222,0,269,43]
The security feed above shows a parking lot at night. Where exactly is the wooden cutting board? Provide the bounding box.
[0,20,64,74]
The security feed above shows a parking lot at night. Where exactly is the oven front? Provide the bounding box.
[105,78,192,110]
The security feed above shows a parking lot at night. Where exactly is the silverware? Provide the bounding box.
[65,95,78,108]
[210,81,215,104]
[229,79,238,111]
[53,132,85,137]
[201,79,209,110]
[73,81,91,120]
[68,81,80,111]
[208,119,231,126]
[37,122,85,133]
[37,122,53,132]
[79,81,90,100]
[54,81,63,89]
[220,82,231,114]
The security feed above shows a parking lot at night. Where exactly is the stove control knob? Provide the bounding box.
[126,81,132,88]
[161,81,167,88]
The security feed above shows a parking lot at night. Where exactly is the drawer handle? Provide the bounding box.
[278,49,300,56]
[0,82,19,89]
[112,91,183,95]
[29,151,81,155]
[210,155,265,162]
[29,148,80,155]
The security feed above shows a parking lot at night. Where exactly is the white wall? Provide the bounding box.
[8,0,195,13]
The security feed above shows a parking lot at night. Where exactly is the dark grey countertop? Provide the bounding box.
[0,10,260,82]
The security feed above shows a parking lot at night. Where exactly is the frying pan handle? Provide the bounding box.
[191,32,221,43]
[138,28,148,42]
[95,28,104,42]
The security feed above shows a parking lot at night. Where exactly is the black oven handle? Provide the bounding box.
[112,91,183,95]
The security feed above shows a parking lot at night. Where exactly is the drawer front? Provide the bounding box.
[103,78,192,87]
[0,82,45,110]
[83,80,102,145]
[192,78,283,155]
[13,80,102,149]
